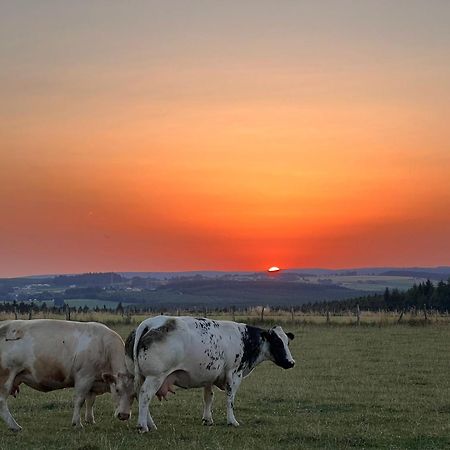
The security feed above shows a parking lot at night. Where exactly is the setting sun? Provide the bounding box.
[267,267,280,273]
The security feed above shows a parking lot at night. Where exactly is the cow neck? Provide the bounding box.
[241,334,270,376]
[107,339,127,376]
[258,339,272,366]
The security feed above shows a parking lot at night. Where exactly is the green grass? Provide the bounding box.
[0,325,449,449]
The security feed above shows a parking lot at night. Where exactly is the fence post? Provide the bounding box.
[14,305,18,320]
[261,306,265,322]
[423,304,428,322]
[397,309,405,324]
[290,307,294,322]
[28,305,33,320]
[232,305,236,322]
[326,309,330,325]
[356,304,360,326]
[65,304,71,321]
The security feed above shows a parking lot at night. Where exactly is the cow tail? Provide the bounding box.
[133,323,149,394]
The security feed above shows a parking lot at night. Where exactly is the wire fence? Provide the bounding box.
[0,305,448,327]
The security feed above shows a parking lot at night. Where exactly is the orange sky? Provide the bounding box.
[1,2,450,277]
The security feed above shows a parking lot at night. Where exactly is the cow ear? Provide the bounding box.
[261,331,270,340]
[102,373,116,384]
[286,332,295,341]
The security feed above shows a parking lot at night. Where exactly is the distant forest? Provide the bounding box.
[1,273,449,313]
[303,280,450,313]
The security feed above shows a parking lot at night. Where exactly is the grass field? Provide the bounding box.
[0,323,449,449]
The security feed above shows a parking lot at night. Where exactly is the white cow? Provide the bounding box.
[0,319,134,431]
[127,315,295,433]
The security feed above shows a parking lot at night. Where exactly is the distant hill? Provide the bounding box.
[2,266,449,310]
[6,266,450,280]
[118,266,450,279]
[151,279,370,308]
[118,271,255,280]
[379,270,450,281]
[286,266,450,276]
[52,272,124,286]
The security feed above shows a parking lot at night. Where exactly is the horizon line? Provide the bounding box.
[3,264,450,279]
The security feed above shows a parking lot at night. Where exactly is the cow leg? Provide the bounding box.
[85,392,96,424]
[137,376,164,433]
[225,371,243,427]
[72,394,86,428]
[202,385,214,426]
[0,371,21,432]
[0,395,21,432]
[72,378,93,428]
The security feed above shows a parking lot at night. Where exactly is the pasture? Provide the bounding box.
[0,323,449,449]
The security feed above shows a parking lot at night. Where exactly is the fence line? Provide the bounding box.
[0,304,448,327]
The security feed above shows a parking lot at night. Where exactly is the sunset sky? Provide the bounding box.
[1,1,450,277]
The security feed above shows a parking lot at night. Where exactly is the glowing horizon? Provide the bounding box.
[1,1,449,278]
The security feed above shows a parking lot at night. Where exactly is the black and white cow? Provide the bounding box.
[126,315,295,433]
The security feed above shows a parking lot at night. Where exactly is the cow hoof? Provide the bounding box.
[137,425,149,434]
[202,418,214,426]
[9,426,22,433]
[227,421,240,427]
[72,422,83,429]
[85,419,96,425]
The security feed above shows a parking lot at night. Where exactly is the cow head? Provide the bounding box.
[102,372,135,421]
[261,326,295,369]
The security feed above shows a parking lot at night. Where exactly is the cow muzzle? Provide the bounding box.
[283,360,295,369]
[117,412,130,421]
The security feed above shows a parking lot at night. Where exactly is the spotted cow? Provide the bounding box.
[0,320,134,431]
[126,315,295,433]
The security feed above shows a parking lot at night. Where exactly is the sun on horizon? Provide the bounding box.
[267,266,281,273]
